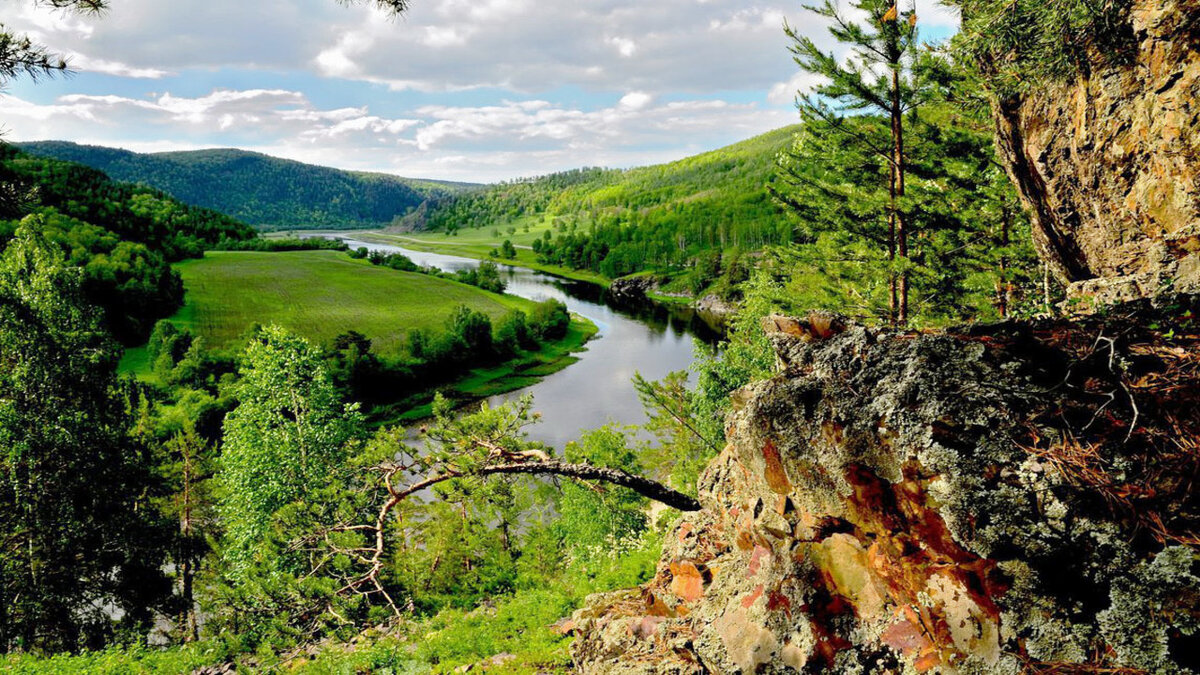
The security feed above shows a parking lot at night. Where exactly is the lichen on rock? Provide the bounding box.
[572,300,1200,673]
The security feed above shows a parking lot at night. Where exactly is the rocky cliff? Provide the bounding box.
[571,306,1200,673]
[569,2,1200,671]
[992,0,1200,303]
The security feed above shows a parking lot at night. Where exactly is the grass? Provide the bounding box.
[158,250,536,358]
[119,250,598,421]
[348,229,610,286]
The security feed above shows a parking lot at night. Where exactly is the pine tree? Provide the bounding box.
[782,0,925,324]
[772,49,1040,325]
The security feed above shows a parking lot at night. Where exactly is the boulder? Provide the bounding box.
[573,303,1200,672]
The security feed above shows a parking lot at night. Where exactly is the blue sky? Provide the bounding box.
[0,0,959,182]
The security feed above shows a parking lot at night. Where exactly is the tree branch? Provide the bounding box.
[396,460,702,512]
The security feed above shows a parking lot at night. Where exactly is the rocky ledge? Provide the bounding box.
[993,0,1200,304]
[571,301,1200,673]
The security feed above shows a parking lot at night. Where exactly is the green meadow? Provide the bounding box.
[118,249,597,419]
[341,229,611,285]
[159,250,534,356]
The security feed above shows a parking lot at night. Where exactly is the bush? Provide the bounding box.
[528,299,570,341]
[443,305,493,360]
[493,310,529,357]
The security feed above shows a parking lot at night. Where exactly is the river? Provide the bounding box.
[337,237,721,449]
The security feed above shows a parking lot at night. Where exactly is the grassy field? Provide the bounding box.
[342,229,611,286]
[158,250,536,357]
[118,250,598,420]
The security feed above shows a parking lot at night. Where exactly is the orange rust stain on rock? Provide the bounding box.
[735,527,756,551]
[837,463,1008,668]
[762,439,793,494]
[881,606,937,667]
[748,545,771,577]
[668,561,709,604]
[741,584,765,609]
[766,591,792,617]
[641,589,676,618]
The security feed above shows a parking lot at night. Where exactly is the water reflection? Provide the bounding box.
[338,238,717,448]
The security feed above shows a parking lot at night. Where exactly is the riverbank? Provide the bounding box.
[117,250,600,425]
[373,315,597,425]
[328,230,610,286]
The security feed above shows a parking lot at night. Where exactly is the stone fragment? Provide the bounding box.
[762,439,793,494]
[713,606,779,672]
[668,561,708,604]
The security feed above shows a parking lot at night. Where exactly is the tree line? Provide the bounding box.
[0,145,257,342]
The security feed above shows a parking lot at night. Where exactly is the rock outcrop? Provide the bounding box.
[608,276,660,304]
[570,2,1200,670]
[992,0,1200,303]
[572,305,1200,673]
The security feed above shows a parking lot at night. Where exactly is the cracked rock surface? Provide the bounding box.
[571,302,1200,673]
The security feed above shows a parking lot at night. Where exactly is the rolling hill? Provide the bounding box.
[399,125,802,285]
[15,141,477,231]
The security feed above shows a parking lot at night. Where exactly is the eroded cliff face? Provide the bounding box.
[571,307,1200,673]
[993,0,1200,303]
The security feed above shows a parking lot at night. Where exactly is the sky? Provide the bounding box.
[0,0,959,183]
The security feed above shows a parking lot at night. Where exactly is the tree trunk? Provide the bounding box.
[890,51,908,325]
[998,205,1011,318]
[179,447,198,642]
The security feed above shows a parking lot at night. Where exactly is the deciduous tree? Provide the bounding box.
[0,220,170,652]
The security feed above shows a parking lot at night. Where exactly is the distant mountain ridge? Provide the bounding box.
[15,141,478,231]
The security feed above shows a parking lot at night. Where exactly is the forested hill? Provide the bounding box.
[16,141,476,231]
[404,126,801,287]
[0,143,257,343]
[412,124,796,240]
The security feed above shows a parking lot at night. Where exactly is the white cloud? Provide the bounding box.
[66,53,170,79]
[609,37,637,58]
[767,71,828,106]
[0,88,792,182]
[618,91,652,110]
[0,0,960,182]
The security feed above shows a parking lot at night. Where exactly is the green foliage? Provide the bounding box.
[416,128,799,288]
[527,298,570,341]
[949,0,1135,96]
[634,370,722,492]
[493,310,530,357]
[446,259,507,294]
[557,427,648,562]
[216,325,364,577]
[773,47,1040,324]
[0,222,170,652]
[17,142,473,231]
[0,145,254,256]
[0,640,235,675]
[213,236,349,252]
[0,144,255,342]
